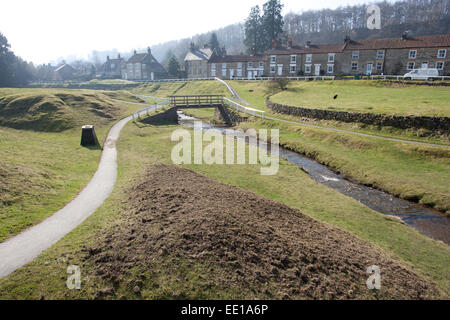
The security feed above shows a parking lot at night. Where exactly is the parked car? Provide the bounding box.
[403,68,439,81]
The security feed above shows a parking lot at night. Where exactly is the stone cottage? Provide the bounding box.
[266,41,344,77]
[263,33,450,77]
[122,48,167,81]
[52,64,76,81]
[341,33,450,76]
[99,54,124,79]
[184,46,215,79]
[208,55,265,80]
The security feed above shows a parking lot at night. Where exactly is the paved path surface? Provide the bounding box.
[0,116,131,278]
[217,79,449,149]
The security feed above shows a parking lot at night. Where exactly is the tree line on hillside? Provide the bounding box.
[164,32,224,78]
[283,0,450,45]
[152,0,449,63]
[0,33,36,86]
[244,0,284,54]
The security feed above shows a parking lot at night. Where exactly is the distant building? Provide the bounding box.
[266,42,344,77]
[264,33,450,77]
[208,55,265,80]
[99,54,124,79]
[341,34,450,76]
[52,64,76,81]
[122,48,167,80]
[184,46,215,79]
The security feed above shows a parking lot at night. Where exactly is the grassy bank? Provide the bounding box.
[236,118,450,214]
[229,80,450,145]
[0,119,448,299]
[131,80,231,98]
[270,80,450,117]
[0,88,143,241]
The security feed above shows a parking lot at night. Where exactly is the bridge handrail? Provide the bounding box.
[131,98,170,122]
[223,97,265,119]
[169,95,224,107]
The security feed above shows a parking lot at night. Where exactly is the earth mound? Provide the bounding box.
[0,91,122,132]
[85,164,438,299]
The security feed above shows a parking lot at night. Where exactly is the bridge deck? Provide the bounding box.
[169,95,224,108]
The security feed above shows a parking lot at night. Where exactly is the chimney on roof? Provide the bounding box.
[344,35,351,44]
[118,53,121,59]
[401,31,408,41]
[147,47,151,54]
[271,39,278,49]
[287,38,293,49]
[305,40,311,48]
[107,55,110,61]
[134,50,137,55]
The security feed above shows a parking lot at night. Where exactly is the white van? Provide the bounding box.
[403,68,439,81]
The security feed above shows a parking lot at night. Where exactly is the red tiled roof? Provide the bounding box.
[266,35,450,55]
[344,34,450,50]
[267,44,345,55]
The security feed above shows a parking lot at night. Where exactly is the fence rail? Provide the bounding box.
[223,97,265,119]
[134,77,216,83]
[169,95,224,107]
[368,75,450,81]
[131,99,170,122]
[229,76,336,81]
[130,76,336,83]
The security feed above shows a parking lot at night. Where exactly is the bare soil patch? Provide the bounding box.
[84,164,439,299]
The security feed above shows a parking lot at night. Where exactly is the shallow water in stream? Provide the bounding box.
[178,111,450,245]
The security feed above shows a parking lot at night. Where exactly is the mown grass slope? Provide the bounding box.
[0,88,141,132]
[0,88,144,241]
[131,80,231,98]
[229,80,449,144]
[237,119,450,214]
[0,120,448,299]
[270,80,450,117]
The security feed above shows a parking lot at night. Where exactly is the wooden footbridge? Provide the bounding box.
[169,95,264,117]
[169,95,224,108]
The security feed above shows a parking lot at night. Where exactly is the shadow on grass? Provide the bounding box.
[82,144,103,151]
[133,120,178,129]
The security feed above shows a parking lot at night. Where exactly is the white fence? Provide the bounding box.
[133,78,216,83]
[369,75,450,81]
[131,98,170,122]
[130,76,336,84]
[228,76,336,81]
[223,97,265,119]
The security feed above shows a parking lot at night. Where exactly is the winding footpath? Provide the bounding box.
[0,115,132,278]
[0,82,447,279]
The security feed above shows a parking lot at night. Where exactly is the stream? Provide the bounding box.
[178,111,450,245]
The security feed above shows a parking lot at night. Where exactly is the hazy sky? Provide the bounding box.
[1,0,378,64]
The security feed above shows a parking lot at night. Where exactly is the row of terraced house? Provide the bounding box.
[185,33,450,79]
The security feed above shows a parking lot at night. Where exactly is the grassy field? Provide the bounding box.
[269,80,450,117]
[237,118,450,214]
[0,118,448,299]
[0,88,143,241]
[128,80,450,211]
[131,80,231,98]
[229,80,450,145]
